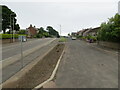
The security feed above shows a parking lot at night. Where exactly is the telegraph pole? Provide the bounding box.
[13,18,14,42]
[10,14,12,42]
[10,13,15,43]
[118,1,120,15]
[20,36,23,68]
[60,25,61,37]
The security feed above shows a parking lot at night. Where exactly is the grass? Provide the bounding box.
[59,37,67,42]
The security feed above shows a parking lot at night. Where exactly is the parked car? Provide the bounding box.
[72,37,77,40]
[19,35,27,42]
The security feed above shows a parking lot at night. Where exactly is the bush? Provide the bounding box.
[1,34,26,39]
[2,34,12,39]
[81,36,86,40]
[59,37,67,42]
[98,13,120,43]
[18,30,27,34]
[77,35,83,39]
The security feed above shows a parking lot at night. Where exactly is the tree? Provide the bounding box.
[98,13,120,42]
[2,5,20,33]
[14,24,20,31]
[68,33,70,36]
[36,27,50,38]
[38,27,46,34]
[18,30,26,34]
[46,26,60,37]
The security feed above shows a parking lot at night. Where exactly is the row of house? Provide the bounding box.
[76,27,100,37]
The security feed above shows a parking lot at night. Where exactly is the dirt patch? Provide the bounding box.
[2,43,65,89]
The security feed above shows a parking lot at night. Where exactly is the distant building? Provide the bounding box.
[77,27,100,37]
[82,28,91,36]
[26,24,38,38]
[87,27,100,36]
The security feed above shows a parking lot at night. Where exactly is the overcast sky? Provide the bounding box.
[1,0,119,36]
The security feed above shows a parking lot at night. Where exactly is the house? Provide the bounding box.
[79,28,90,36]
[78,27,100,37]
[26,24,38,38]
[82,28,92,36]
[84,27,100,36]
[77,30,82,36]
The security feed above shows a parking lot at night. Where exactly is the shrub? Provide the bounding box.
[59,37,67,42]
[98,13,120,43]
[1,34,26,39]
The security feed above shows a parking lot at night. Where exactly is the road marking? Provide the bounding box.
[0,38,56,69]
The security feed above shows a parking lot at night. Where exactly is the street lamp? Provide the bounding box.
[10,13,15,42]
[59,24,61,37]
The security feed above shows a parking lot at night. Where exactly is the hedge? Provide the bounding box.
[0,34,26,39]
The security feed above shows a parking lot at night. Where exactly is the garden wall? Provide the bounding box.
[98,41,120,50]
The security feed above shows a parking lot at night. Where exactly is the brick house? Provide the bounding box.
[26,24,38,38]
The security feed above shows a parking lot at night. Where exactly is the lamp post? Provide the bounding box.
[118,1,120,15]
[10,13,15,42]
[59,24,61,37]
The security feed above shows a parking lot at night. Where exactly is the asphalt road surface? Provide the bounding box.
[55,39,118,88]
[2,38,58,82]
[2,38,54,60]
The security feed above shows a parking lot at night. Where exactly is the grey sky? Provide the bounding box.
[1,0,119,36]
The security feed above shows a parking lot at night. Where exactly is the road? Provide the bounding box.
[2,38,58,82]
[54,39,118,88]
[2,38,54,60]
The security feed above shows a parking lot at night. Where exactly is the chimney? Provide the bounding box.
[30,24,32,27]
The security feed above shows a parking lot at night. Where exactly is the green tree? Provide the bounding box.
[46,26,60,37]
[2,5,20,33]
[18,30,26,34]
[14,24,20,31]
[38,27,46,34]
[35,27,50,38]
[98,13,120,42]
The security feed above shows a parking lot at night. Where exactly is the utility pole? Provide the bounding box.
[60,25,61,37]
[118,1,120,15]
[10,14,12,42]
[13,18,14,42]
[10,13,15,43]
[20,36,23,68]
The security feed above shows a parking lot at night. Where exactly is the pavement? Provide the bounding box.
[49,39,118,88]
[1,38,58,82]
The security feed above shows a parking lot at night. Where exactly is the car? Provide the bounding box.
[72,37,77,40]
[19,35,27,42]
